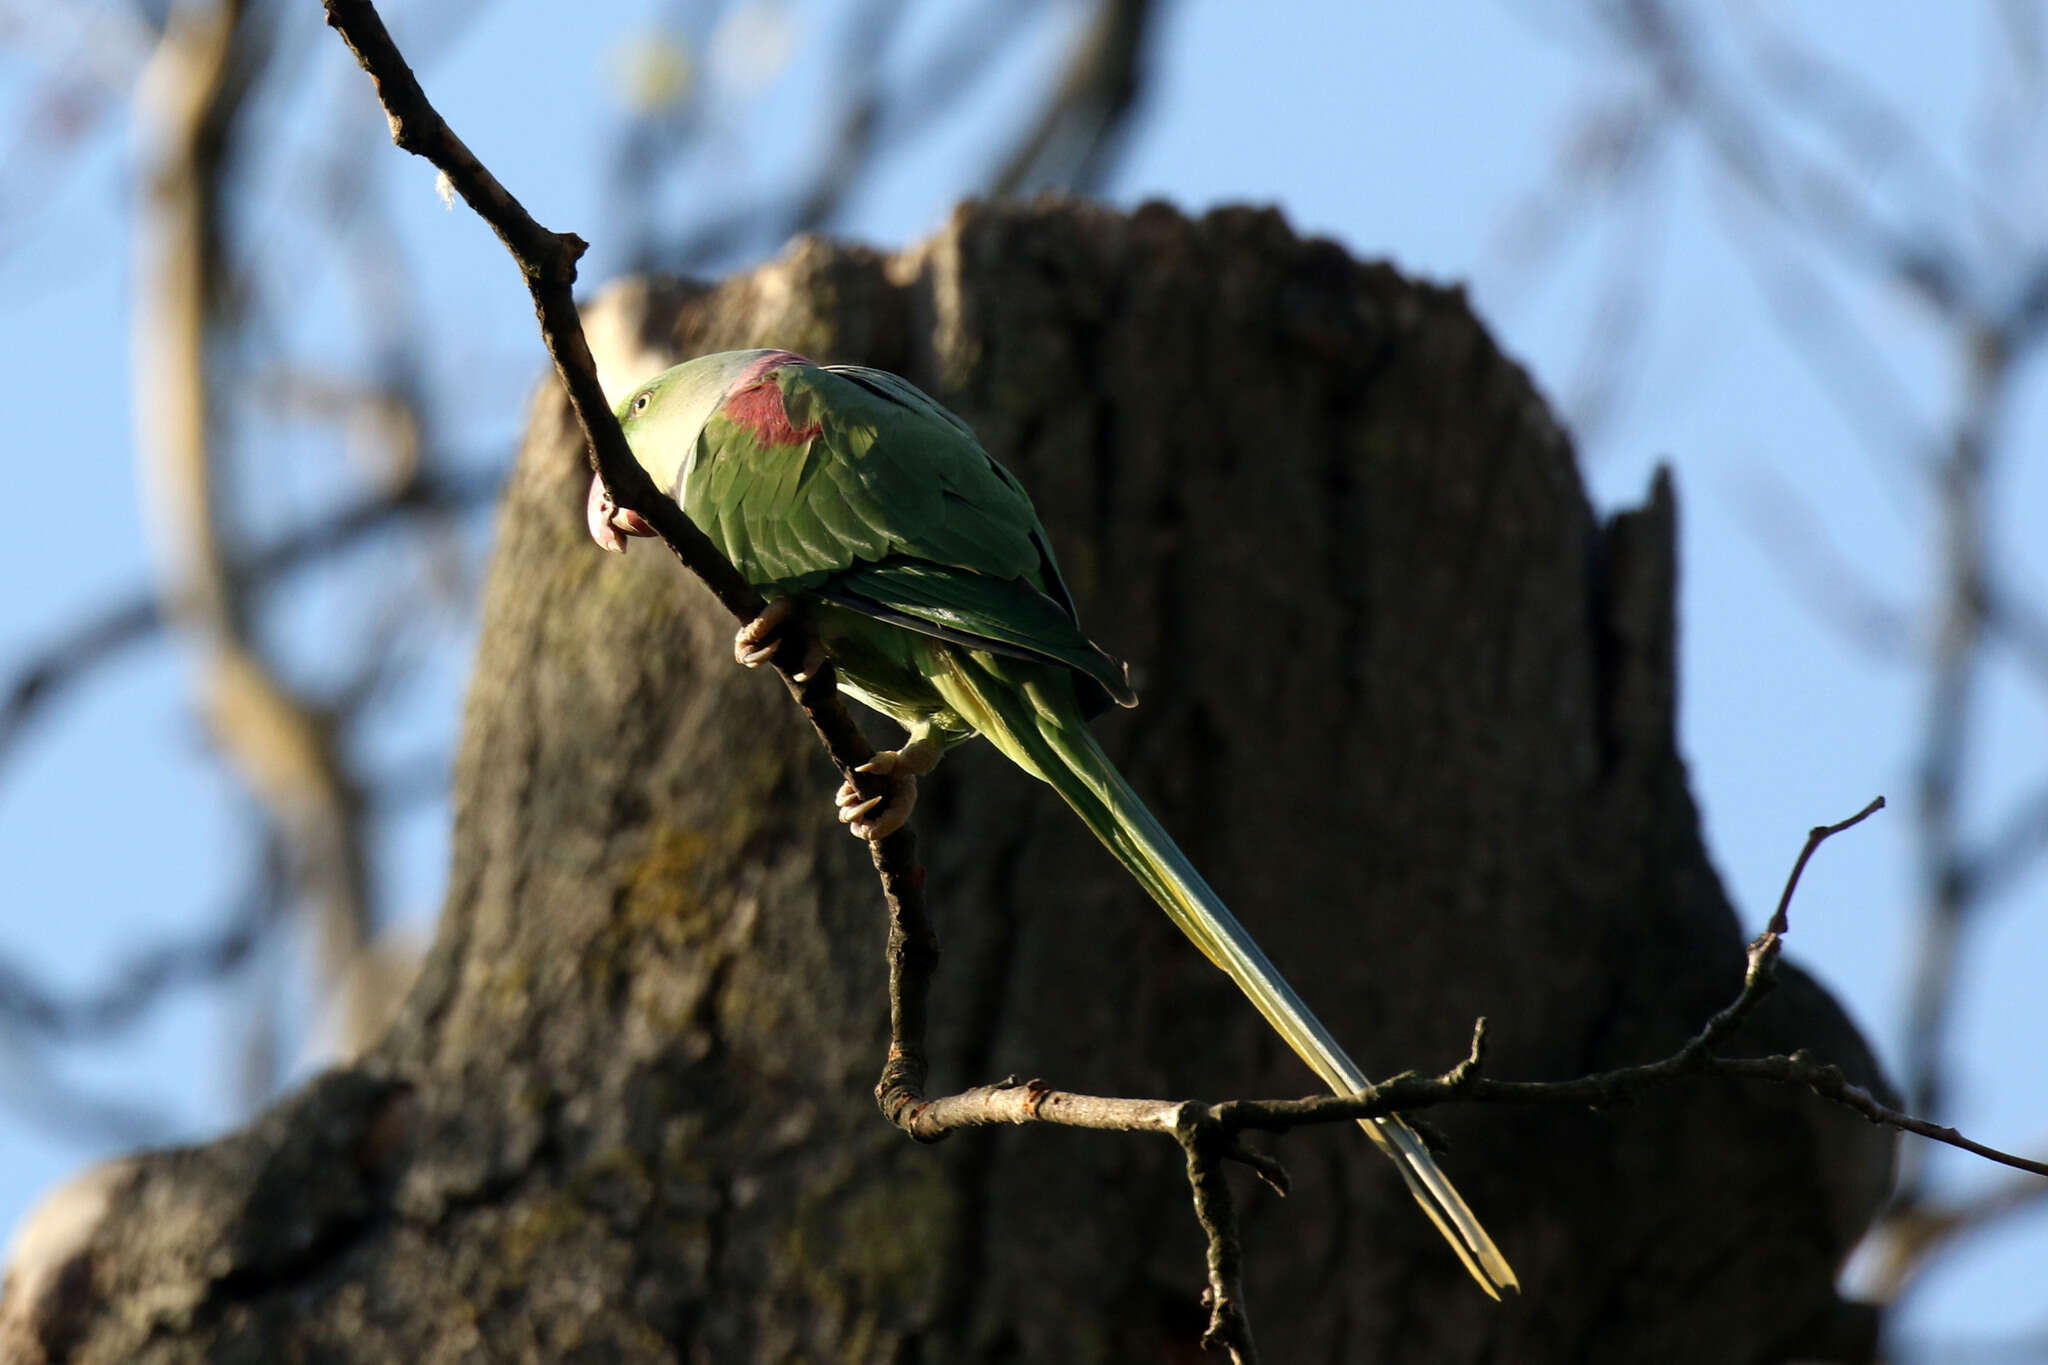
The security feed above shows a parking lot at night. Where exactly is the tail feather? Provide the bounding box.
[931,651,1518,1298]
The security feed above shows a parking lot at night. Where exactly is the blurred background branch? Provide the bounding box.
[132,0,382,1068]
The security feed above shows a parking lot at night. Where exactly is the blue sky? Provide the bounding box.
[1,0,2042,1351]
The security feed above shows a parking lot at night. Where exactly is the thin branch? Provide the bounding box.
[873,1002,2048,1182]
[1710,1055,2048,1181]
[323,1,751,620]
[1770,797,1889,933]
[872,842,939,1134]
[320,0,930,1046]
[885,798,2048,1341]
[1181,1107,1260,1365]
[871,946,2048,1278]
[1658,795,1886,1060]
[870,797,2032,1327]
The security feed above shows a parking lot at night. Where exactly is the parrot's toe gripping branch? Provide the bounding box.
[836,733,941,842]
[836,773,914,841]
[586,475,655,554]
[733,597,826,680]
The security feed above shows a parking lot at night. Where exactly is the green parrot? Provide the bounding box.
[588,349,1516,1297]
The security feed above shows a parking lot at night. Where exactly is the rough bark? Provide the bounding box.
[2,199,1893,1363]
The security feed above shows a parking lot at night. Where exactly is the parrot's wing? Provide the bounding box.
[690,357,1131,707]
[819,559,1135,709]
[824,365,1093,626]
[823,364,979,441]
[693,359,1041,588]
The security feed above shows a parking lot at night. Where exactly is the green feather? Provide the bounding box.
[818,559,1132,710]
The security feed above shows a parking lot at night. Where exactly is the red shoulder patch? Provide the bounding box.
[723,351,823,446]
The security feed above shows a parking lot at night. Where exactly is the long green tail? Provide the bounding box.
[930,652,1518,1298]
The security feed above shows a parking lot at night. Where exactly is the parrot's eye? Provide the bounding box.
[630,392,651,414]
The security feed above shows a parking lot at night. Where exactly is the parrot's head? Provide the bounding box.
[587,348,807,553]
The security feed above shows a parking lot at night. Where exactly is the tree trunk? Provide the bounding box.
[2,199,1893,1364]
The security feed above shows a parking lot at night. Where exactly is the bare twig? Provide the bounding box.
[1772,797,1889,932]
[876,797,2036,1332]
[878,802,2045,1340]
[323,2,749,620]
[1181,1107,1260,1365]
[872,836,940,1133]
[870,999,2048,1188]
[1674,794,1886,1060]
[1710,1055,2048,1182]
[320,0,934,1073]
[885,797,2032,1324]
[882,798,1900,1148]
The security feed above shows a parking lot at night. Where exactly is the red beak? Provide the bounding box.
[587,473,656,554]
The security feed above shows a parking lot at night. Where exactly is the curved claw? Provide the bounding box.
[831,732,941,841]
[786,639,829,683]
[836,771,916,841]
[734,597,803,669]
[586,473,655,554]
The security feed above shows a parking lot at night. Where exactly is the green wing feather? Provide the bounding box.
[688,358,1133,708]
[819,559,1131,707]
[695,362,1037,584]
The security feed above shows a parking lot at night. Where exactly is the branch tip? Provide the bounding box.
[1769,793,1886,936]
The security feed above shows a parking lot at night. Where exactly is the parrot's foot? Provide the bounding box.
[733,597,826,680]
[836,733,941,841]
[586,474,655,554]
